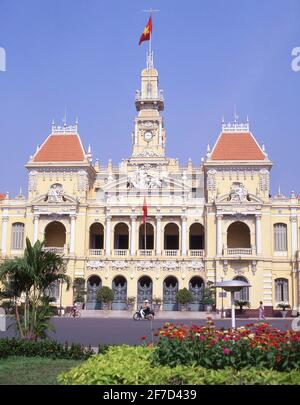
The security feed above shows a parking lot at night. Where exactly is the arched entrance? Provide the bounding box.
[89,223,104,250]
[114,223,129,250]
[189,223,205,250]
[86,275,102,310]
[112,276,127,310]
[163,276,178,310]
[188,276,205,311]
[44,221,66,248]
[164,223,179,251]
[137,276,153,308]
[139,223,154,250]
[227,221,251,248]
[233,276,249,301]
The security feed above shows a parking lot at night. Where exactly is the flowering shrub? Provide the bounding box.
[152,320,300,371]
[58,345,300,385]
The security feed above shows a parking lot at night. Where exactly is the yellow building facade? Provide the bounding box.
[1,53,300,315]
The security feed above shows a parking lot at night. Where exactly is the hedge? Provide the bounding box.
[0,338,106,360]
[58,345,300,385]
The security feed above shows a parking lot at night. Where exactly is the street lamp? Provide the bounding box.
[212,280,251,329]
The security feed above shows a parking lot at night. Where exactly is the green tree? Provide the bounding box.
[0,238,70,340]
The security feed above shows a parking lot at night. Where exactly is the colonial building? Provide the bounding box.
[1,51,300,315]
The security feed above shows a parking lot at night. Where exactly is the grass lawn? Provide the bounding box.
[0,356,83,385]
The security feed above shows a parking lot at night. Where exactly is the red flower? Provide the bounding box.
[140,336,147,341]
[223,348,231,355]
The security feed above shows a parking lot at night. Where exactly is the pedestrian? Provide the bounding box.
[258,301,265,320]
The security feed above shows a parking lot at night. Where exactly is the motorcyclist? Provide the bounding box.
[140,300,151,318]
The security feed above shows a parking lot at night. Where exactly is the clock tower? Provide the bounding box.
[130,52,167,163]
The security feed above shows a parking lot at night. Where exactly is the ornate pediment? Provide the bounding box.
[216,182,263,205]
[102,167,191,192]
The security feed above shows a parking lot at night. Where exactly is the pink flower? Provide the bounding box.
[223,348,231,355]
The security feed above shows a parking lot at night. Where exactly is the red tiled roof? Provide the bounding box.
[0,193,6,200]
[33,134,85,162]
[211,132,265,160]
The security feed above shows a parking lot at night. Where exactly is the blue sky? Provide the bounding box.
[0,0,299,196]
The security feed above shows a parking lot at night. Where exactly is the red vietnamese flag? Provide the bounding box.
[142,196,148,224]
[139,16,152,46]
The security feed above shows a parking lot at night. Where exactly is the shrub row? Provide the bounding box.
[0,338,106,360]
[152,322,300,371]
[58,345,300,385]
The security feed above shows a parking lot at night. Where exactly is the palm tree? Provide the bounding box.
[0,237,71,339]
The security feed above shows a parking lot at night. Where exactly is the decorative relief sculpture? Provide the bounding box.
[77,170,89,192]
[111,261,128,269]
[229,182,248,203]
[47,183,64,203]
[28,170,38,192]
[136,261,155,270]
[259,169,269,192]
[161,261,180,271]
[127,168,163,189]
[87,261,105,269]
[207,169,217,192]
[187,261,205,271]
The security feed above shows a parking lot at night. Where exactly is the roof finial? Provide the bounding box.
[278,184,281,195]
[63,106,67,127]
[234,105,238,123]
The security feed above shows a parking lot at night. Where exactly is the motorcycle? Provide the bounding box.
[133,309,155,321]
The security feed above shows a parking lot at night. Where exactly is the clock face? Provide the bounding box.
[144,131,153,141]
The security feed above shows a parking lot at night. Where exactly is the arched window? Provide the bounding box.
[45,281,60,302]
[139,223,154,250]
[44,221,66,247]
[233,276,249,301]
[227,222,250,248]
[89,223,104,250]
[274,223,287,251]
[164,223,179,250]
[114,223,129,250]
[189,223,205,250]
[275,278,288,302]
[11,223,25,250]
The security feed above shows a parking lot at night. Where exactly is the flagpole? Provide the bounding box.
[144,218,147,256]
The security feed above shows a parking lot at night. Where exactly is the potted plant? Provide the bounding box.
[153,296,162,313]
[126,296,135,311]
[277,302,291,318]
[96,286,114,310]
[176,288,193,311]
[200,287,215,312]
[234,300,251,317]
[72,277,86,309]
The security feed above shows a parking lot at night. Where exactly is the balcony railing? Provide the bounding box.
[43,247,66,255]
[226,248,252,255]
[113,249,129,256]
[188,250,205,257]
[163,250,179,257]
[89,249,104,256]
[138,249,153,256]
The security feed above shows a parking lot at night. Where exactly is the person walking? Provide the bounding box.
[258,301,266,320]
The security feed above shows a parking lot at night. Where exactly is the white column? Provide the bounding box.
[231,291,236,329]
[105,215,111,256]
[156,215,162,256]
[69,214,76,255]
[1,213,8,256]
[298,269,300,313]
[256,214,262,255]
[216,214,223,256]
[181,216,187,256]
[33,214,39,243]
[291,215,297,257]
[130,215,136,256]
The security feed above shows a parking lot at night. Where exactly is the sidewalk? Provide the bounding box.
[63,310,294,320]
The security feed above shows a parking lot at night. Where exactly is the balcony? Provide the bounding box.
[224,247,253,256]
[89,249,104,256]
[138,249,153,256]
[113,249,129,256]
[188,249,205,257]
[163,250,179,257]
[43,246,66,255]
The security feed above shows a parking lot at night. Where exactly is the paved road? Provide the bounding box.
[1,317,298,346]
